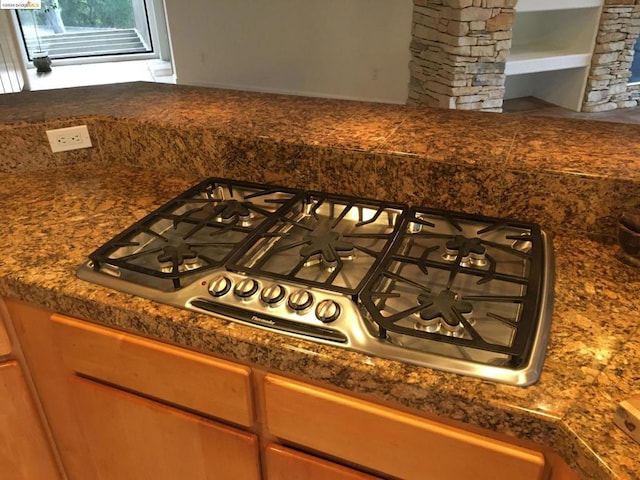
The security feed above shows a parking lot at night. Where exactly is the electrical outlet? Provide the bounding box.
[46,125,93,152]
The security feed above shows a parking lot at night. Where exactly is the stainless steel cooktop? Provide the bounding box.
[77,177,554,386]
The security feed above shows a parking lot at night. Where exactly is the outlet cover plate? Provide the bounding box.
[46,125,93,152]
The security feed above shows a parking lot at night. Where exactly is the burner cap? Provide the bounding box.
[300,232,355,268]
[214,199,252,225]
[445,235,485,256]
[416,290,473,337]
[157,243,201,272]
[173,199,253,232]
[442,235,488,267]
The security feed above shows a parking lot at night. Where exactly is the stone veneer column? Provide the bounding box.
[582,0,640,112]
[408,0,516,112]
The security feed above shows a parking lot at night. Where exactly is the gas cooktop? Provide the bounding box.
[77,177,554,386]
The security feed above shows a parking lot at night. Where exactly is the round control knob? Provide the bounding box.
[260,284,286,305]
[287,289,314,312]
[234,278,259,299]
[208,275,231,297]
[315,299,341,323]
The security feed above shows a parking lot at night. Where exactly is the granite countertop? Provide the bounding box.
[1,83,640,479]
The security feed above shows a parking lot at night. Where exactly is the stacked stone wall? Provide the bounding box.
[408,0,516,112]
[582,0,640,112]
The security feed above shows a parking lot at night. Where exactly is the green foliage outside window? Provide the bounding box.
[57,0,135,29]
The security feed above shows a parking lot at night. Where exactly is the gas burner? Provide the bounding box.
[83,177,302,291]
[230,193,406,294]
[174,199,254,230]
[442,235,488,268]
[414,290,473,338]
[358,206,553,385]
[157,244,203,273]
[211,199,253,227]
[300,232,356,270]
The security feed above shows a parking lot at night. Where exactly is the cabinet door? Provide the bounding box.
[266,443,381,480]
[6,300,98,479]
[264,374,547,480]
[0,361,60,480]
[69,375,261,480]
[51,313,254,427]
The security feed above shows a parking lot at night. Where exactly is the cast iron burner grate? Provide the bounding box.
[360,207,545,368]
[228,193,408,295]
[87,178,302,290]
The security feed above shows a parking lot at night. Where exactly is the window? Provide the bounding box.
[15,0,154,62]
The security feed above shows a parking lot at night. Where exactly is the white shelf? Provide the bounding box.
[504,68,589,111]
[516,0,602,13]
[505,5,602,111]
[505,50,591,75]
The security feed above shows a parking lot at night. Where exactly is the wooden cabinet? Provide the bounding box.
[265,443,381,480]
[4,299,579,480]
[48,313,260,479]
[0,300,61,480]
[50,313,254,428]
[5,300,97,479]
[68,375,260,480]
[5,299,258,480]
[263,374,547,480]
[0,361,60,480]
[0,310,10,357]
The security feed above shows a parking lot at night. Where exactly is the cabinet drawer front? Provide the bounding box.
[51,314,254,427]
[70,375,261,480]
[265,444,381,480]
[264,375,546,480]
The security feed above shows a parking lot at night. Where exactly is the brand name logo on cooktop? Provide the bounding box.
[251,315,276,326]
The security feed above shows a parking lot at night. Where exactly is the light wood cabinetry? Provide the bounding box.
[5,299,259,480]
[68,375,260,480]
[0,311,10,357]
[3,299,580,480]
[265,443,381,480]
[0,361,61,480]
[263,374,547,480]
[0,300,61,480]
[505,0,603,111]
[7,300,104,479]
[49,313,261,479]
[50,313,254,427]
[49,312,260,479]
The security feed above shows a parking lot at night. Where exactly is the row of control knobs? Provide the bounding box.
[208,275,341,323]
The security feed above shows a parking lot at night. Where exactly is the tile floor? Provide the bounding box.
[20,60,640,125]
[502,96,640,125]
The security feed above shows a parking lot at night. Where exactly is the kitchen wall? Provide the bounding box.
[163,0,413,104]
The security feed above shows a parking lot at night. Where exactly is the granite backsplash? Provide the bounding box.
[1,82,640,241]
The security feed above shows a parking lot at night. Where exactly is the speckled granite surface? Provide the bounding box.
[1,82,639,239]
[1,83,640,479]
[1,162,639,479]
